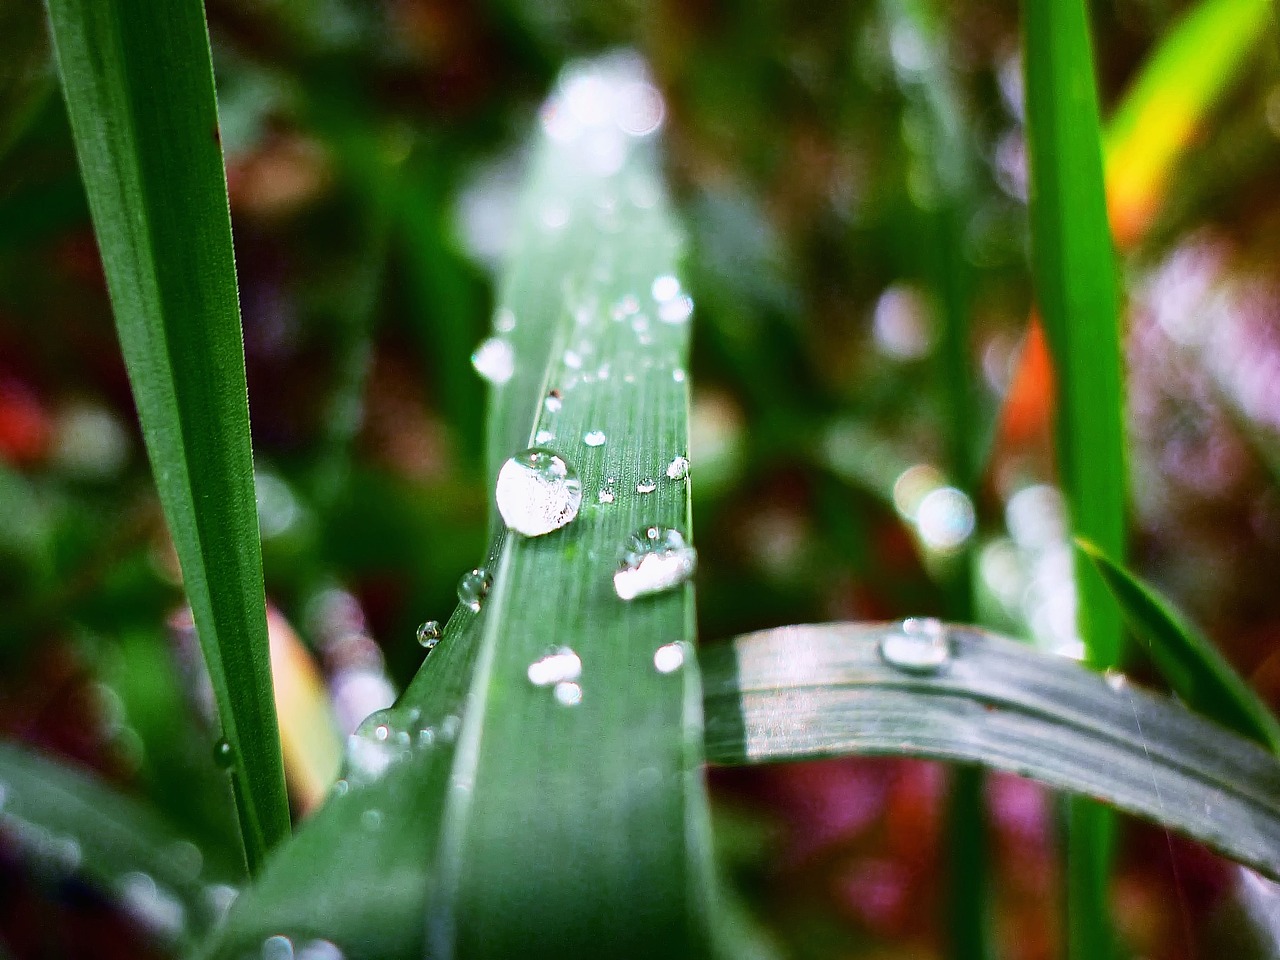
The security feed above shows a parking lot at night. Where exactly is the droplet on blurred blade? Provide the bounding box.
[495,448,583,536]
[653,642,686,674]
[527,647,583,687]
[879,618,951,674]
[915,486,975,551]
[665,456,690,480]
[471,337,515,385]
[613,527,698,601]
[416,621,442,650]
[583,430,607,447]
[457,568,492,612]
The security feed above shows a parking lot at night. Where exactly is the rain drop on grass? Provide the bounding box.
[878,617,951,674]
[471,337,515,385]
[636,478,657,494]
[527,647,583,687]
[457,568,492,611]
[665,456,690,480]
[653,642,686,674]
[495,448,583,537]
[417,621,442,650]
[583,430,606,447]
[613,527,698,601]
[554,681,583,706]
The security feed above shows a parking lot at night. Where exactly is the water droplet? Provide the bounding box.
[879,618,951,674]
[534,429,555,444]
[262,935,295,960]
[653,642,686,674]
[665,456,690,481]
[116,872,186,943]
[494,308,517,333]
[597,488,615,504]
[583,430,606,447]
[417,621,442,650]
[440,714,461,741]
[1104,669,1129,693]
[544,393,562,414]
[333,778,350,797]
[472,337,515,385]
[457,568,492,611]
[554,681,583,706]
[916,487,975,551]
[651,274,681,302]
[527,647,583,686]
[296,939,346,960]
[673,368,686,383]
[496,448,583,537]
[617,81,665,136]
[563,349,583,370]
[613,527,698,601]
[658,294,694,325]
[635,478,657,494]
[361,809,383,831]
[213,739,234,769]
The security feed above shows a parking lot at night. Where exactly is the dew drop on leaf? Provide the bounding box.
[635,478,657,494]
[416,620,442,650]
[471,337,515,385]
[879,617,951,674]
[496,448,583,536]
[527,647,583,687]
[653,642,686,674]
[583,430,606,447]
[457,568,493,612]
[665,456,690,480]
[213,738,234,769]
[613,527,698,600]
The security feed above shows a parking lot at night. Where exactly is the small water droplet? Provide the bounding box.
[333,778,350,797]
[554,681,583,706]
[563,349,583,370]
[527,647,583,687]
[471,338,515,385]
[613,527,698,601]
[653,642,686,674]
[417,728,436,748]
[417,621,442,650]
[296,939,346,960]
[597,488,615,504]
[494,308,517,333]
[583,430,606,447]
[879,618,951,674]
[665,456,690,481]
[1104,669,1129,693]
[262,935,295,960]
[651,274,681,302]
[658,294,694,325]
[672,369,686,383]
[636,478,657,494]
[440,714,461,741]
[457,568,492,611]
[361,809,383,831]
[534,429,555,444]
[916,487,975,551]
[213,739,234,769]
[544,393,562,414]
[496,448,583,537]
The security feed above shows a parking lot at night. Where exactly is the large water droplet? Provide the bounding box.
[527,647,583,687]
[653,642,687,674]
[496,448,583,537]
[417,621,442,650]
[665,456,690,481]
[878,618,951,674]
[471,338,515,385]
[613,527,698,601]
[651,274,681,303]
[457,568,492,611]
[583,430,606,447]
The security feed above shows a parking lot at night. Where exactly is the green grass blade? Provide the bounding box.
[43,0,289,871]
[0,742,240,950]
[1021,0,1126,954]
[200,54,714,959]
[702,623,1280,882]
[1079,540,1280,754]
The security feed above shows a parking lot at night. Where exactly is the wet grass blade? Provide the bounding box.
[1079,540,1280,754]
[201,54,714,959]
[702,623,1280,882]
[1021,0,1126,954]
[0,742,240,951]
[43,0,289,871]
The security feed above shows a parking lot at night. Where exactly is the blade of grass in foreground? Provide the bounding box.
[1022,0,1126,956]
[0,742,240,951]
[202,54,715,959]
[1079,541,1280,754]
[701,623,1280,881]
[44,0,288,871]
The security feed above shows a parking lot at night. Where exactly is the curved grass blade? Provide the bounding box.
[701,623,1280,882]
[43,0,289,870]
[201,53,714,959]
[0,742,240,951]
[1078,540,1280,754]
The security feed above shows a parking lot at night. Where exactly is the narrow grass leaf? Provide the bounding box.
[0,742,240,951]
[702,623,1280,881]
[1079,540,1280,754]
[43,0,289,870]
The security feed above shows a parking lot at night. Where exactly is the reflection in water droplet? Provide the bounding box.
[471,337,515,385]
[636,478,657,494]
[916,487,975,551]
[614,527,698,601]
[879,618,952,674]
[213,739,234,769]
[554,681,583,706]
[665,456,690,481]
[417,621,442,650]
[527,648,583,687]
[653,642,686,674]
[457,568,492,612]
[496,448,583,537]
[583,430,607,447]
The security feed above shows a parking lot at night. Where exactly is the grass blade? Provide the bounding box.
[43,0,289,870]
[201,54,715,958]
[1021,0,1126,954]
[701,622,1280,882]
[0,742,240,950]
[1079,540,1280,753]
